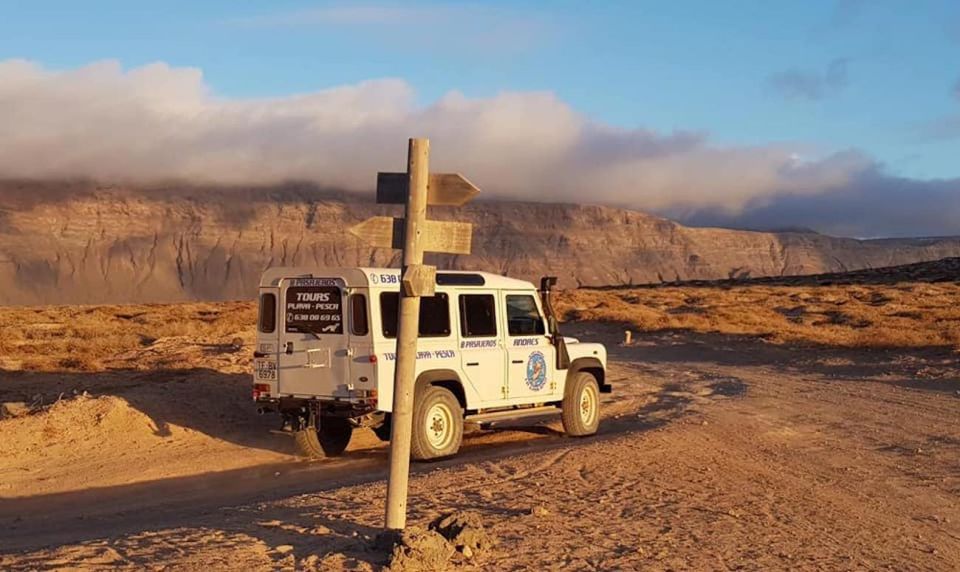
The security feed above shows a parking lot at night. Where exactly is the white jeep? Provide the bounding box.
[253,267,609,460]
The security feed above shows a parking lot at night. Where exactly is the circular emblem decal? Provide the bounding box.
[525,351,548,391]
[370,273,379,285]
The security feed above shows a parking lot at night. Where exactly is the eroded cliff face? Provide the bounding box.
[2,181,959,304]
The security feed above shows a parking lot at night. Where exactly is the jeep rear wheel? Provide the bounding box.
[373,415,391,442]
[411,385,463,461]
[294,416,353,459]
[562,372,600,437]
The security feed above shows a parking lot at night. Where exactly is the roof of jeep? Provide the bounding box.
[258,267,536,290]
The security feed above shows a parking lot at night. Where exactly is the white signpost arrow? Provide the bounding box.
[349,138,480,531]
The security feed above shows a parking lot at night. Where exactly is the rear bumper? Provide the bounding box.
[255,395,379,416]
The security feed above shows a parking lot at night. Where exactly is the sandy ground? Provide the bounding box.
[2,322,960,570]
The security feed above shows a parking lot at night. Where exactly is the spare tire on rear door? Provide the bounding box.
[295,416,353,459]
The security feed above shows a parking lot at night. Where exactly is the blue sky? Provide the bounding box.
[3,0,958,178]
[1,1,959,237]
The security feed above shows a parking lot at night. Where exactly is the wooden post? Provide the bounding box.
[384,138,429,530]
[351,137,479,531]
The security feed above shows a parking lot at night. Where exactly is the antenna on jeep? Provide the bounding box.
[540,276,570,369]
[540,276,559,332]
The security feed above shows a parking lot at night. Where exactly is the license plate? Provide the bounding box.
[255,359,277,380]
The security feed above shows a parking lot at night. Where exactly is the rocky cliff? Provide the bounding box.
[2,181,959,305]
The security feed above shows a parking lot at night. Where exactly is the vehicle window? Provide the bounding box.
[259,293,276,334]
[380,292,451,338]
[459,294,497,337]
[284,286,343,334]
[350,294,368,336]
[506,295,546,336]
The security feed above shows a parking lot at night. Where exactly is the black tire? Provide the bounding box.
[294,416,353,459]
[411,385,463,461]
[561,372,601,437]
[373,415,391,442]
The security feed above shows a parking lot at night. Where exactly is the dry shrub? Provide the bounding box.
[556,282,960,348]
[0,301,257,373]
[3,281,958,375]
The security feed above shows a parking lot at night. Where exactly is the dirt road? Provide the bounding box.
[2,323,959,570]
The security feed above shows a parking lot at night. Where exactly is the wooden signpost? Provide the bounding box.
[349,138,480,530]
[348,217,474,255]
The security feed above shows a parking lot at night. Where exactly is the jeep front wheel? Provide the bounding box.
[411,385,463,461]
[294,416,353,459]
[561,372,600,437]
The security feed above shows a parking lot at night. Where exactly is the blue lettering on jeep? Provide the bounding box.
[382,350,456,361]
[460,340,498,349]
[513,338,540,347]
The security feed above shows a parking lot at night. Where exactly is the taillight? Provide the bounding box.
[369,354,378,363]
[253,383,270,400]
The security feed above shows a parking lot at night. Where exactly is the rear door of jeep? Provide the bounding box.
[277,277,350,397]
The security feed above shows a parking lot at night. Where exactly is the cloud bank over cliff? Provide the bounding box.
[1,59,956,237]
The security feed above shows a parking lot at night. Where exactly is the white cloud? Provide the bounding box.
[0,59,873,214]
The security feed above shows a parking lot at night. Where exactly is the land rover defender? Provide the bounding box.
[253,267,609,460]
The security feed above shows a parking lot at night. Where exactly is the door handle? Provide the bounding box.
[285,342,294,354]
[466,362,479,366]
[511,360,523,364]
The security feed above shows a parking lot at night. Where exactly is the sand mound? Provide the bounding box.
[384,511,494,570]
[0,394,164,459]
[386,527,455,571]
[429,512,495,558]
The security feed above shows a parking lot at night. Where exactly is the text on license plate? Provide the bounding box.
[255,359,277,380]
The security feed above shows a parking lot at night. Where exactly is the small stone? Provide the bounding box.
[461,545,474,559]
[274,471,281,477]
[275,545,294,554]
[530,505,550,517]
[701,420,709,426]
[0,402,30,419]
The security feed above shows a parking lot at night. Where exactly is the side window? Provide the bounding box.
[459,294,497,337]
[506,295,546,336]
[350,294,368,336]
[259,293,277,334]
[380,292,451,338]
